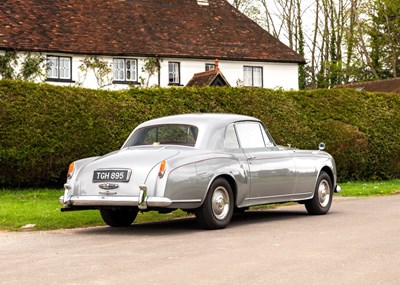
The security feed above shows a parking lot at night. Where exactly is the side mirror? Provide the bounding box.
[318,142,325,151]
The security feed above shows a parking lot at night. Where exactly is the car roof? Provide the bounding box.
[132,113,262,150]
[138,113,260,128]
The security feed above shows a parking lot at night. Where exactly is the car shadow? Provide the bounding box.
[75,208,315,236]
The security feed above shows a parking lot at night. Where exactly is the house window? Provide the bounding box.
[113,58,137,82]
[205,63,215,71]
[168,62,180,85]
[243,66,263,87]
[47,56,72,81]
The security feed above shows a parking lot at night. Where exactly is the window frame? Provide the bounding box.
[168,62,181,85]
[205,63,215,71]
[243,66,263,87]
[235,122,274,149]
[46,56,73,82]
[123,124,198,147]
[112,58,138,84]
[224,124,240,150]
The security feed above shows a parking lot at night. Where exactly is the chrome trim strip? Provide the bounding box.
[171,199,202,203]
[245,194,293,200]
[292,192,313,197]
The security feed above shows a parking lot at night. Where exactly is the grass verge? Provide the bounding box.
[338,179,400,196]
[1,179,399,231]
[0,189,191,231]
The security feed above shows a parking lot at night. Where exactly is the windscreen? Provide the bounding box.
[124,124,198,147]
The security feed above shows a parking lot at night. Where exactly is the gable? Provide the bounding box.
[186,70,230,87]
[0,0,304,63]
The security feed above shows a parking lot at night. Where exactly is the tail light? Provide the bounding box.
[67,162,75,179]
[158,160,167,178]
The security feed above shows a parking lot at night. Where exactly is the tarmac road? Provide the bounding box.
[1,195,400,285]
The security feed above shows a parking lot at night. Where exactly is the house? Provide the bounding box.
[0,0,305,90]
[335,78,400,94]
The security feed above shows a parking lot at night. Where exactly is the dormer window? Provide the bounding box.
[205,63,215,71]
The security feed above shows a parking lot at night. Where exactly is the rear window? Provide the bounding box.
[124,124,198,147]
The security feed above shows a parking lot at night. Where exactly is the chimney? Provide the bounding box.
[197,0,209,6]
[214,59,219,72]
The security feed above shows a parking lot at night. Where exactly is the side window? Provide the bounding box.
[224,124,240,149]
[261,127,274,147]
[235,122,266,148]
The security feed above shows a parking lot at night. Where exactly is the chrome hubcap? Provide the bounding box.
[318,180,331,207]
[212,186,230,220]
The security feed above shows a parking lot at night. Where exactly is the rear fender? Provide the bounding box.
[195,157,247,207]
[65,156,99,196]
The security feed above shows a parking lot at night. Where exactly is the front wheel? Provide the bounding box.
[305,172,333,215]
[195,178,234,230]
[100,208,138,227]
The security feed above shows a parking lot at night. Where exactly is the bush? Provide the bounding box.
[1,80,399,187]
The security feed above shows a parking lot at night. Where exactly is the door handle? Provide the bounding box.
[248,156,256,160]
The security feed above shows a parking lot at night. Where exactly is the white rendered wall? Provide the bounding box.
[1,51,299,90]
[159,58,299,90]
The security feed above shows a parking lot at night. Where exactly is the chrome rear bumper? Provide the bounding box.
[60,195,172,209]
[60,184,172,210]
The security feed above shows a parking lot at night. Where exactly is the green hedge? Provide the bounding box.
[1,80,400,187]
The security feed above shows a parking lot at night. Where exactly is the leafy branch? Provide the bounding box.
[78,56,112,88]
[141,57,161,87]
[0,51,46,82]
[0,51,18,79]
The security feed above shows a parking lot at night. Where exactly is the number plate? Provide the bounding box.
[93,169,131,182]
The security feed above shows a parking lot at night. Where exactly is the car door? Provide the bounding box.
[235,122,296,202]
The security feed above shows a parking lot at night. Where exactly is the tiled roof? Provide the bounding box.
[335,78,400,94]
[187,59,230,86]
[0,0,304,63]
[186,69,229,87]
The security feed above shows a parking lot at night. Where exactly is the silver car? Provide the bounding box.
[60,113,340,229]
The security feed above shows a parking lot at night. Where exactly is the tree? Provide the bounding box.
[368,0,400,78]
[296,0,307,89]
[228,0,400,88]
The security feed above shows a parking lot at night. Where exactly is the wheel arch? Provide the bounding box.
[208,174,238,205]
[196,173,237,229]
[319,166,334,187]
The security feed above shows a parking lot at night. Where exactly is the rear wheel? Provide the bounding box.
[305,172,333,215]
[196,178,234,230]
[100,208,138,227]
